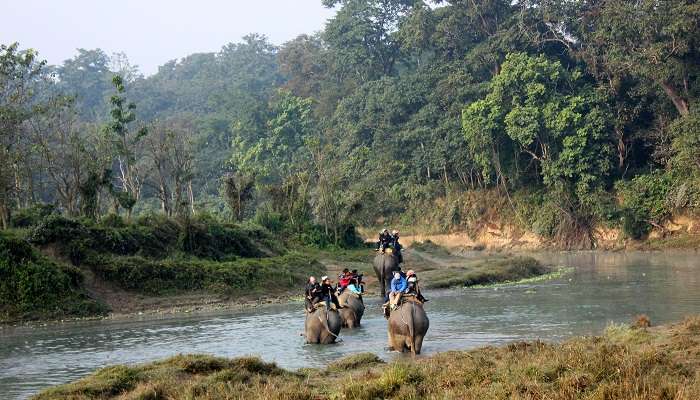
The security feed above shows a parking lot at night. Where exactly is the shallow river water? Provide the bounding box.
[1,251,699,399]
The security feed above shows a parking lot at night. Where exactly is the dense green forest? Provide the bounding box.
[1,0,699,248]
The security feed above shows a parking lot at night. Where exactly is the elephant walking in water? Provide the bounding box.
[373,251,399,300]
[337,291,365,328]
[387,298,429,354]
[305,306,342,344]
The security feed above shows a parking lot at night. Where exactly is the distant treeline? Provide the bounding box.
[1,0,698,247]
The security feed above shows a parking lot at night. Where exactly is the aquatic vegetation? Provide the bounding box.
[423,256,550,288]
[35,317,700,399]
[469,266,575,289]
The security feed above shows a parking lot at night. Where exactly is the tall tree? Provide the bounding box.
[104,75,148,219]
[0,43,46,229]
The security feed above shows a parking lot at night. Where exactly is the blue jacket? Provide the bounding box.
[390,275,407,293]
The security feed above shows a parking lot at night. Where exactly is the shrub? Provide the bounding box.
[0,232,107,321]
[10,204,57,228]
[616,172,673,239]
[87,252,324,295]
[29,215,266,262]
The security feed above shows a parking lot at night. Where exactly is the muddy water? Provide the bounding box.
[1,251,699,399]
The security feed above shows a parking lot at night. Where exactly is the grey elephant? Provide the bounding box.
[305,306,342,344]
[373,251,399,300]
[387,298,429,354]
[337,290,365,328]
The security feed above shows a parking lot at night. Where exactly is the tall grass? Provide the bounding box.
[35,317,700,400]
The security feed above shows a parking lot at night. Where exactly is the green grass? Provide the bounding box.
[409,240,452,257]
[422,256,549,289]
[86,251,325,296]
[326,353,385,372]
[468,266,574,288]
[35,317,700,400]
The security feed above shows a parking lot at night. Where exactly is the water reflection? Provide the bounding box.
[1,251,699,399]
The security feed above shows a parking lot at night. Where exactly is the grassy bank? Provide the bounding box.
[0,215,326,323]
[35,316,700,399]
[0,232,107,322]
[421,256,550,289]
[406,241,550,289]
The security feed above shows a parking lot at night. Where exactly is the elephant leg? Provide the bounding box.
[387,331,396,351]
[390,333,408,352]
[413,335,425,355]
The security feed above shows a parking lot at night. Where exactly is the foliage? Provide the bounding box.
[616,172,674,239]
[10,204,57,228]
[85,252,324,296]
[28,214,271,262]
[2,0,699,249]
[0,231,106,321]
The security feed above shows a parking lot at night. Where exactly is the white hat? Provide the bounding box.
[321,276,328,281]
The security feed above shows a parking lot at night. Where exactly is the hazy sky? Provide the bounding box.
[2,0,336,75]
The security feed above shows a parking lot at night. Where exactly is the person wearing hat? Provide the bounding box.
[406,270,427,303]
[320,276,342,309]
[390,230,403,264]
[388,271,408,310]
[304,276,322,312]
[376,228,392,253]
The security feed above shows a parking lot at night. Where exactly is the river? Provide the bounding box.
[1,251,699,399]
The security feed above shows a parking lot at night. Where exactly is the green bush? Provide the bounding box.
[10,204,57,228]
[28,215,267,261]
[254,207,285,233]
[616,172,673,239]
[0,232,107,321]
[87,252,324,295]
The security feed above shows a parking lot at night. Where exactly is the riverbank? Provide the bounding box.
[34,315,700,399]
[2,220,551,326]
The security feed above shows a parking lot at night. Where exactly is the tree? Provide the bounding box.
[463,52,613,245]
[28,97,103,216]
[0,43,46,229]
[104,75,148,219]
[222,172,255,221]
[53,49,114,119]
[322,0,416,83]
[144,118,195,216]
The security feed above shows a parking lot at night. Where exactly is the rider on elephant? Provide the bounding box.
[346,278,363,295]
[337,268,352,293]
[390,230,403,264]
[304,276,322,312]
[388,271,408,310]
[406,270,427,303]
[377,228,392,252]
[320,276,343,309]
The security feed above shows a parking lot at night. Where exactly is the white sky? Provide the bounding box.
[1,0,336,75]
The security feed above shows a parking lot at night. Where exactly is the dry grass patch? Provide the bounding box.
[35,317,700,399]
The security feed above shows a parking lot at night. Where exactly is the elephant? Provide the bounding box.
[373,251,399,300]
[337,290,365,328]
[387,298,429,355]
[305,306,342,344]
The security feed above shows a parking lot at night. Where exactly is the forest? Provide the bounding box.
[1,0,699,249]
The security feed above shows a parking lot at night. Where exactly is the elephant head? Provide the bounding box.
[337,291,365,328]
[304,306,342,344]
